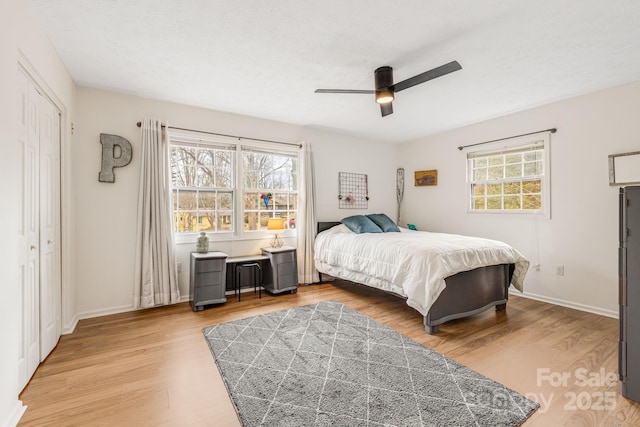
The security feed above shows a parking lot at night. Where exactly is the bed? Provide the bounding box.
[314,219,529,333]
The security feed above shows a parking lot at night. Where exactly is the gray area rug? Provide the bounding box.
[203,301,538,426]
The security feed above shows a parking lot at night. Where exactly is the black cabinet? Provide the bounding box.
[261,246,298,294]
[620,186,640,402]
[190,252,227,311]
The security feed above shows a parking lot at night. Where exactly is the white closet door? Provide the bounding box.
[17,68,62,390]
[17,73,41,390]
[39,94,61,361]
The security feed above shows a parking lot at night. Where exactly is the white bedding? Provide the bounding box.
[314,224,529,316]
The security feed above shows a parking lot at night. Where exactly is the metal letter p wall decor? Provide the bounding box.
[99,133,132,183]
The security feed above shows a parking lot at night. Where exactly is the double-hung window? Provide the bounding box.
[169,130,298,239]
[466,132,550,217]
[170,137,235,234]
[242,147,298,231]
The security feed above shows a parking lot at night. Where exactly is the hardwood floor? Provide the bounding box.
[19,281,640,426]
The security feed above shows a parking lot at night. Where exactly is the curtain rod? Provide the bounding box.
[457,128,557,151]
[136,122,302,148]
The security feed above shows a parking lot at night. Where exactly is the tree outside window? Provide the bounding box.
[243,150,298,231]
[169,136,298,236]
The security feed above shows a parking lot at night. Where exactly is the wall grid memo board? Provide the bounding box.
[338,172,369,209]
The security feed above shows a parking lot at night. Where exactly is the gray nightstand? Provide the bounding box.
[190,251,228,311]
[261,246,298,294]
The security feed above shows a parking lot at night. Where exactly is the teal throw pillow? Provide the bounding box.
[366,213,400,232]
[341,215,383,234]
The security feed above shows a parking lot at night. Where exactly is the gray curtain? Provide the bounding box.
[133,117,180,308]
[297,142,319,284]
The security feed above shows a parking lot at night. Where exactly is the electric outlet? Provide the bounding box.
[555,265,564,276]
[177,262,182,273]
[533,264,541,271]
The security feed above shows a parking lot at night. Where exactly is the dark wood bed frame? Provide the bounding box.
[316,222,515,333]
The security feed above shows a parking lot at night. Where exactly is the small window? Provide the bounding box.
[466,133,550,217]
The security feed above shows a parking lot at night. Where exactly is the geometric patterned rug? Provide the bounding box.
[203,300,539,426]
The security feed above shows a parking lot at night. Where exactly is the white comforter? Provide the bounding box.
[314,224,529,316]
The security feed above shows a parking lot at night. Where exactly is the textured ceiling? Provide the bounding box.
[28,0,640,143]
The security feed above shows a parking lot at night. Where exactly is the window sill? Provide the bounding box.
[466,209,549,219]
[174,231,296,245]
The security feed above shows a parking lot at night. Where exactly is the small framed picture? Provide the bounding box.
[414,170,438,186]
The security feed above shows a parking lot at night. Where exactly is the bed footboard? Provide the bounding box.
[424,264,514,334]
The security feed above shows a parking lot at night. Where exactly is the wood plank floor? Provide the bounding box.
[19,281,640,426]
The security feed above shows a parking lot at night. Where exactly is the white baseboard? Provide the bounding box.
[510,290,618,319]
[62,314,79,335]
[1,400,26,427]
[76,304,135,321]
[75,295,226,321]
[78,294,198,320]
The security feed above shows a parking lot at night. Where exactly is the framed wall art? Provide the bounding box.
[414,169,438,186]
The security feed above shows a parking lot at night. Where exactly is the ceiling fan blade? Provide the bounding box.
[314,89,375,94]
[390,60,462,93]
[380,102,393,117]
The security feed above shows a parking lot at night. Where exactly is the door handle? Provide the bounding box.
[30,245,37,250]
[47,240,52,244]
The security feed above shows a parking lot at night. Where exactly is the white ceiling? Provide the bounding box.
[28,0,640,143]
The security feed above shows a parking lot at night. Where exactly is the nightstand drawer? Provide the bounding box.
[195,259,225,273]
[271,251,295,265]
[277,272,297,287]
[195,283,226,305]
[276,261,295,276]
[197,271,224,286]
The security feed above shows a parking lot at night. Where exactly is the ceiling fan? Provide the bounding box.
[315,60,462,117]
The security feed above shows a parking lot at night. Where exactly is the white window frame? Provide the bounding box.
[168,129,299,243]
[238,142,299,238]
[465,132,551,218]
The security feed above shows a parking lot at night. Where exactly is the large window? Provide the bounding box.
[242,148,298,231]
[169,130,298,238]
[466,133,549,216]
[171,141,235,233]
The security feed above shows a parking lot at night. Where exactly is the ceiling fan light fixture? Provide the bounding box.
[376,90,394,104]
[314,61,461,117]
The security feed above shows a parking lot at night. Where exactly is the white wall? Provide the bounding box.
[399,81,640,316]
[302,127,399,223]
[0,1,76,426]
[74,87,397,318]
